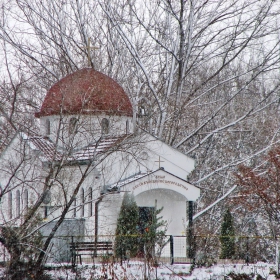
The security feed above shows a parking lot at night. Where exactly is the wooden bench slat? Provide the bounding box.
[71,242,112,245]
[71,248,111,250]
[70,246,113,249]
[72,244,112,246]
[71,244,112,246]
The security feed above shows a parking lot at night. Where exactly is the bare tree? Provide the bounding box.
[99,0,280,250]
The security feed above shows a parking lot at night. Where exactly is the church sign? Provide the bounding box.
[132,177,189,192]
[124,169,200,201]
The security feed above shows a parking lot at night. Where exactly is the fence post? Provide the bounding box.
[245,236,249,265]
[170,235,174,265]
[276,240,279,275]
[71,236,75,269]
[188,201,195,259]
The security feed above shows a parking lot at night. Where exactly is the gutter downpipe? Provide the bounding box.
[94,195,103,256]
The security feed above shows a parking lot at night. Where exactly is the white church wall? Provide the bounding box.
[143,134,195,180]
[49,165,101,221]
[0,134,44,224]
[99,146,146,188]
[40,114,133,149]
[97,192,123,236]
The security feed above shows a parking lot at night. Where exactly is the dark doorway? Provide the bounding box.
[138,207,155,257]
[138,207,155,233]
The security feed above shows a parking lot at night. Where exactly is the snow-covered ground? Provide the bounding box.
[43,262,279,279]
[0,262,278,279]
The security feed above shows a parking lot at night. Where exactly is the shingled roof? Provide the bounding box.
[35,68,133,118]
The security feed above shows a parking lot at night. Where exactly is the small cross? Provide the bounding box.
[155,156,164,168]
[83,37,99,68]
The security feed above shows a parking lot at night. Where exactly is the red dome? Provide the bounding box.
[35,68,133,117]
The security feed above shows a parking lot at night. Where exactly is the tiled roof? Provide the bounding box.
[27,134,130,163]
[71,135,129,161]
[35,68,133,118]
[29,136,63,161]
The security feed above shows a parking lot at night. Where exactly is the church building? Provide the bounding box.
[0,68,200,261]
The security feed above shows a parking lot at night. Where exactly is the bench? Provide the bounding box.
[70,240,113,267]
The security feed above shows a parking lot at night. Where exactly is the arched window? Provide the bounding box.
[23,190,28,211]
[45,119,51,135]
[138,105,146,117]
[69,117,78,134]
[137,98,148,118]
[73,198,77,218]
[43,190,51,204]
[126,120,130,134]
[16,190,20,218]
[8,192,12,219]
[88,187,93,217]
[80,188,85,217]
[101,118,109,134]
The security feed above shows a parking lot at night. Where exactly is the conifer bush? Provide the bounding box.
[220,209,235,259]
[115,193,139,259]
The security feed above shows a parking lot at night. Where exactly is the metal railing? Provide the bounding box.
[0,234,278,266]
